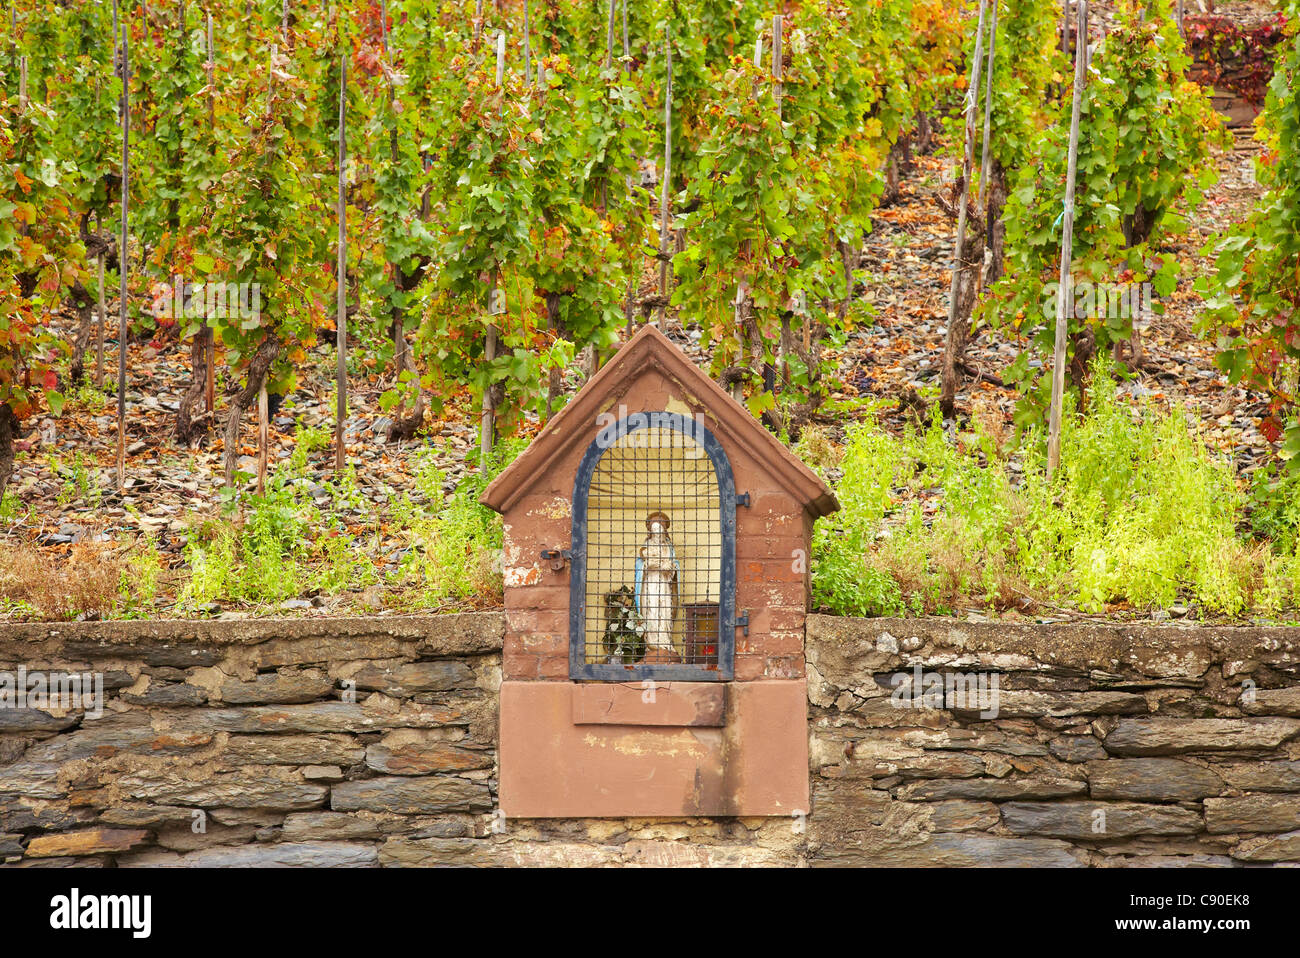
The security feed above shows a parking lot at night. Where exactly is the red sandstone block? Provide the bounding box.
[505,584,570,612]
[505,610,535,633]
[572,682,727,726]
[506,609,569,635]
[736,630,803,656]
[723,452,766,484]
[764,656,804,679]
[759,630,806,656]
[739,559,803,585]
[749,607,806,633]
[514,493,575,521]
[736,535,806,560]
[500,679,808,817]
[738,582,805,610]
[734,654,766,681]
[519,632,567,656]
[747,492,803,520]
[537,653,571,680]
[739,513,805,539]
[504,514,570,546]
[503,647,538,680]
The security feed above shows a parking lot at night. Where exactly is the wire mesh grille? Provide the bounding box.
[582,424,722,671]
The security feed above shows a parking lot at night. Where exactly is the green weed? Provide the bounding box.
[810,363,1292,619]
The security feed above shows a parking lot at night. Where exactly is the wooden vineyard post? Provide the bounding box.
[734,20,775,398]
[739,27,763,386]
[479,33,506,474]
[977,0,1000,290]
[481,274,499,474]
[204,11,216,417]
[1047,0,1087,480]
[94,211,107,388]
[523,0,530,85]
[655,28,672,326]
[772,14,782,123]
[731,281,748,403]
[771,15,785,391]
[251,43,276,491]
[116,20,129,494]
[620,0,638,339]
[257,382,268,494]
[596,0,618,223]
[939,0,988,420]
[335,49,348,474]
[378,0,408,413]
[102,0,121,393]
[582,0,621,379]
[605,0,617,70]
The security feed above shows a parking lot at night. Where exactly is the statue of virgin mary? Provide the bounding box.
[634,511,680,660]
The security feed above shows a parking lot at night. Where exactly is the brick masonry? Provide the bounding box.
[0,614,1297,866]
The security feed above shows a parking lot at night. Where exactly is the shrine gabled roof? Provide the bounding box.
[480,324,839,518]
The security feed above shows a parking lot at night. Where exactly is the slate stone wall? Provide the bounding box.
[1,614,1296,866]
[805,616,1300,866]
[0,616,503,867]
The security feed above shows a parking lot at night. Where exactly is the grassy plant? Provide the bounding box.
[1247,463,1300,556]
[801,421,912,616]
[1023,373,1254,615]
[181,527,239,606]
[810,364,1294,619]
[0,491,31,522]
[54,452,101,508]
[71,382,109,410]
[180,427,374,607]
[394,438,524,608]
[119,536,165,617]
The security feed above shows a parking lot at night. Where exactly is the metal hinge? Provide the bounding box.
[735,492,751,508]
[540,547,574,571]
[736,610,750,636]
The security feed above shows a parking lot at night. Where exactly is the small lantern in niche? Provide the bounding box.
[682,601,719,665]
[481,325,838,818]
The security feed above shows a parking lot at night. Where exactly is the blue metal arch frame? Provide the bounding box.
[569,412,737,682]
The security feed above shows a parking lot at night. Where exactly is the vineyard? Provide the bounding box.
[1,0,1299,622]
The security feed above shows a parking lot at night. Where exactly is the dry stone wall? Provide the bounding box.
[0,616,503,867]
[1,614,1297,866]
[806,616,1300,867]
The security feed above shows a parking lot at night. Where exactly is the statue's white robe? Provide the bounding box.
[636,537,678,651]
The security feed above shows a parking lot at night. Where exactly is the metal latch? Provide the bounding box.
[736,610,750,636]
[735,492,751,508]
[540,547,573,572]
